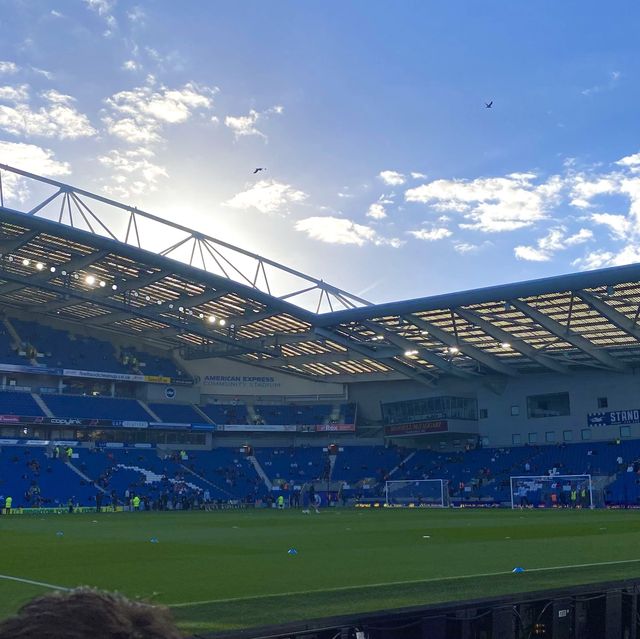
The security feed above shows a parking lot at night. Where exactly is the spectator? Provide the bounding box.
[0,588,183,639]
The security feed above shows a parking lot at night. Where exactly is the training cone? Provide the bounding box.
[512,567,525,574]
[287,548,298,555]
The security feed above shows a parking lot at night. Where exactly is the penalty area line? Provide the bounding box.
[0,574,71,591]
[168,557,640,608]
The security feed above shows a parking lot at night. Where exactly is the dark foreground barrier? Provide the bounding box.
[200,578,640,639]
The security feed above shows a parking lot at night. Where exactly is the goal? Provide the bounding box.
[385,479,450,508]
[510,474,599,509]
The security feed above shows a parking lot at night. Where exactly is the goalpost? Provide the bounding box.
[510,474,600,509]
[385,479,450,508]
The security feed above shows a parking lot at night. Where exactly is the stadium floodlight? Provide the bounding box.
[219,318,226,326]
[501,342,511,349]
[35,262,44,271]
[22,258,30,266]
[510,475,599,509]
[111,284,118,290]
[449,346,459,354]
[404,349,418,357]
[50,266,56,273]
[385,479,450,508]
[85,274,96,285]
[99,280,106,287]
[207,315,216,324]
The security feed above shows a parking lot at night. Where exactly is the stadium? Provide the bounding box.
[1,162,640,638]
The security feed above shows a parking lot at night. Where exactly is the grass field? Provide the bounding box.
[2,508,640,634]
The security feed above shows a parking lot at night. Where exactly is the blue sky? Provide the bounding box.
[1,1,640,305]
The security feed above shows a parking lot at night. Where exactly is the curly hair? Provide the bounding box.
[0,588,184,639]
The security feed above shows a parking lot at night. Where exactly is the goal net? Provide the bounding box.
[510,474,600,509]
[385,479,450,508]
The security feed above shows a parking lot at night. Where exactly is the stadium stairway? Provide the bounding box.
[179,462,235,498]
[32,393,54,417]
[66,459,108,494]
[247,455,272,490]
[139,401,160,421]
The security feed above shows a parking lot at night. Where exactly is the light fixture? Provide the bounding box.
[145,295,150,301]
[61,270,66,275]
[219,319,226,326]
[501,342,511,349]
[168,304,174,309]
[198,313,204,319]
[207,315,216,324]
[178,306,184,313]
[449,346,460,354]
[404,349,419,357]
[99,280,106,288]
[22,258,30,266]
[156,300,162,305]
[85,275,96,286]
[50,266,56,273]
[111,284,118,291]
[35,262,44,271]
[420,330,429,335]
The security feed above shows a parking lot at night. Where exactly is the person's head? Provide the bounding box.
[0,588,183,639]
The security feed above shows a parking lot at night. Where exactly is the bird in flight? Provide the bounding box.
[485,101,493,109]
[253,167,266,174]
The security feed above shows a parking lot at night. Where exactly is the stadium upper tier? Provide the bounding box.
[0,389,356,426]
[4,163,640,385]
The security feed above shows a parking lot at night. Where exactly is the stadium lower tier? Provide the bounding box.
[2,439,640,509]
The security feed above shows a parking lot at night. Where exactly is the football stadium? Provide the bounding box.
[1,163,640,638]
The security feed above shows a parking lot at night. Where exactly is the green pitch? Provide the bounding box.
[1,508,640,634]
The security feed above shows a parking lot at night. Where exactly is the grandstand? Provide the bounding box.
[4,164,640,636]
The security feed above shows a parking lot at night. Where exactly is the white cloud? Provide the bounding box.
[379,170,406,186]
[410,171,427,180]
[453,242,490,254]
[573,245,640,270]
[0,61,18,75]
[0,84,29,102]
[366,202,387,219]
[103,81,217,144]
[224,105,283,139]
[569,175,619,209]
[514,245,551,262]
[98,148,167,196]
[590,213,630,239]
[582,70,621,96]
[514,226,593,262]
[409,227,452,241]
[0,87,96,139]
[224,179,307,215]
[50,10,63,17]
[0,141,70,200]
[405,173,563,232]
[123,60,142,72]
[295,216,397,247]
[84,0,117,34]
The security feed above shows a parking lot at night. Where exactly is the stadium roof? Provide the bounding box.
[2,163,640,386]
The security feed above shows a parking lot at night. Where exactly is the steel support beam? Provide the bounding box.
[402,314,517,376]
[574,289,640,341]
[0,249,109,297]
[508,298,628,372]
[314,327,437,386]
[454,307,570,374]
[361,321,477,379]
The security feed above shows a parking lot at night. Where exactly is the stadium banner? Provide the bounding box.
[385,420,449,437]
[0,363,63,375]
[219,424,298,432]
[588,409,640,427]
[113,420,148,429]
[313,423,356,432]
[63,368,147,382]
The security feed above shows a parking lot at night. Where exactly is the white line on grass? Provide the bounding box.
[0,574,70,591]
[168,557,640,608]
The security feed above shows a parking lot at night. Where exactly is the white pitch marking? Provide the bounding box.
[168,557,640,608]
[0,574,70,591]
